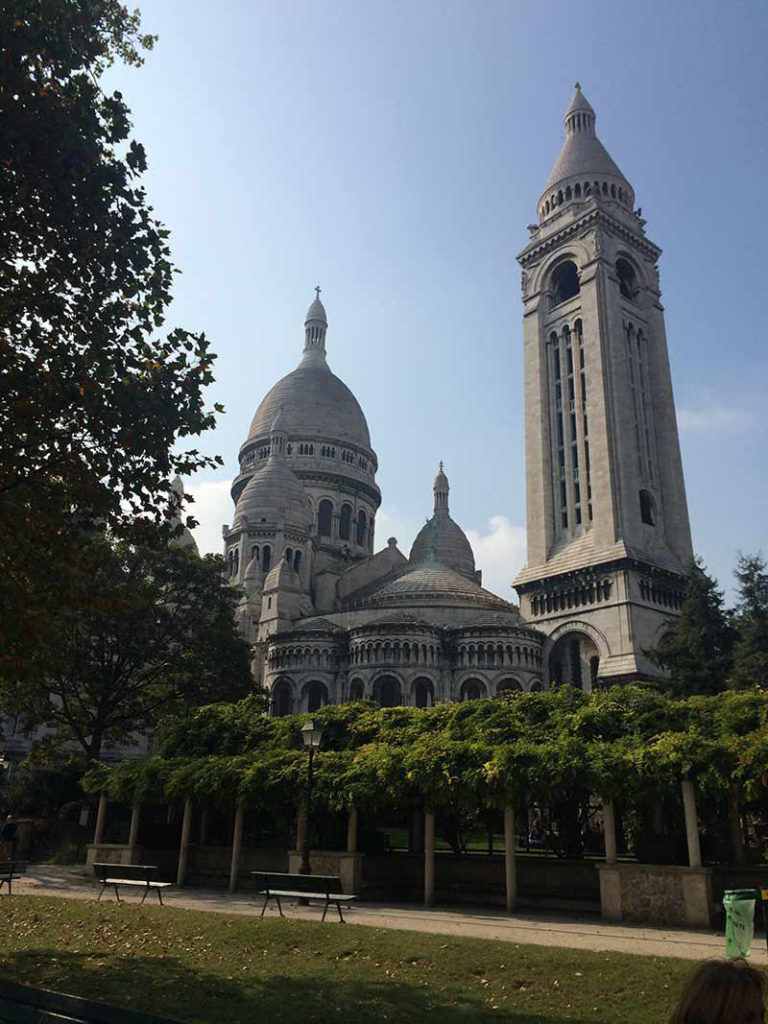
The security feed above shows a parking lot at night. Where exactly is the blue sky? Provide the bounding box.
[106,0,767,601]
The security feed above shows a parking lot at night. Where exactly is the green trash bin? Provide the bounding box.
[723,889,760,959]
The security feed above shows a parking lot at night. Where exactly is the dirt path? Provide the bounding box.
[15,865,760,963]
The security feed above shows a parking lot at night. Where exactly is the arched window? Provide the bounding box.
[339,503,352,541]
[639,489,656,526]
[261,545,271,574]
[348,678,364,702]
[318,499,333,537]
[496,678,522,698]
[550,260,580,306]
[233,549,240,576]
[251,545,260,566]
[375,675,401,708]
[272,680,293,718]
[356,509,367,547]
[413,677,434,709]
[293,550,302,572]
[529,680,543,693]
[460,678,485,702]
[616,258,636,301]
[284,546,293,563]
[574,183,581,198]
[305,680,328,712]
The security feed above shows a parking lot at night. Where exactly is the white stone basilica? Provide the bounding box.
[224,84,692,714]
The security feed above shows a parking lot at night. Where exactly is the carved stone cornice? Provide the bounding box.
[517,208,662,269]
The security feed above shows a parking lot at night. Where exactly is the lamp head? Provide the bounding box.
[301,719,323,750]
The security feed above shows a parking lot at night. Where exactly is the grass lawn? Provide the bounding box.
[0,896,737,1023]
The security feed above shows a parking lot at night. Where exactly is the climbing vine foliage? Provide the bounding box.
[82,687,768,814]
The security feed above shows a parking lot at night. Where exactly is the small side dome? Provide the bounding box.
[234,458,311,533]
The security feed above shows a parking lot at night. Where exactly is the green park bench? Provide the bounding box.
[0,862,26,895]
[0,977,186,1023]
[253,871,357,923]
[93,863,172,906]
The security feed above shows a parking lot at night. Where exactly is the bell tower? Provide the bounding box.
[514,84,693,685]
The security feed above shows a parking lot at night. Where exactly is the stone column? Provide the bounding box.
[728,786,745,866]
[603,800,617,865]
[347,808,359,854]
[128,802,141,848]
[229,806,245,894]
[199,802,209,846]
[93,794,107,845]
[681,779,702,869]
[176,798,194,887]
[424,808,435,907]
[504,802,517,912]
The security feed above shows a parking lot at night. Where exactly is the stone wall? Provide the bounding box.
[598,863,713,927]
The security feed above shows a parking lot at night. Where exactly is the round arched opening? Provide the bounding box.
[550,260,580,306]
[548,631,600,691]
[616,257,637,301]
[304,680,329,712]
[460,678,486,702]
[374,675,401,708]
[272,680,293,718]
[412,677,434,709]
[496,678,522,698]
[348,678,364,702]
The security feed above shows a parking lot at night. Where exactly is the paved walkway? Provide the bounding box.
[15,865,763,963]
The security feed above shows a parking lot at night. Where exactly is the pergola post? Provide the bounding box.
[503,800,517,912]
[728,786,745,866]
[424,807,435,907]
[229,806,245,893]
[93,793,107,845]
[176,798,193,888]
[603,799,617,864]
[681,779,702,869]
[128,802,141,848]
[199,802,209,846]
[347,807,359,854]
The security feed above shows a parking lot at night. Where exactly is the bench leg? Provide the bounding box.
[97,882,106,902]
[321,899,329,923]
[6,879,11,896]
[156,887,164,907]
[260,895,270,918]
[113,885,121,903]
[337,901,345,924]
[275,894,284,918]
[0,879,6,895]
[140,886,148,904]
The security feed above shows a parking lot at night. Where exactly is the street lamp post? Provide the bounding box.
[298,719,323,877]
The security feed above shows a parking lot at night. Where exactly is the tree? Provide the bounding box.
[0,534,255,761]
[730,553,768,690]
[648,559,736,695]
[0,3,222,682]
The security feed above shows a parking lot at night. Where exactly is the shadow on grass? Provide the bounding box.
[0,948,619,1024]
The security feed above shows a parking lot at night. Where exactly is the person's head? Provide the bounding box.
[670,959,766,1024]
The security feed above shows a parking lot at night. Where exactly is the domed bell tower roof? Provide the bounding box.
[541,83,634,214]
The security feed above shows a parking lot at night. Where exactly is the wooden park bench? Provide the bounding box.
[253,871,357,923]
[0,861,26,894]
[93,863,172,906]
[0,976,186,1023]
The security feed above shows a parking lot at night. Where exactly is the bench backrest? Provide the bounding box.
[0,976,186,1023]
[0,861,26,876]
[254,872,344,896]
[93,863,155,884]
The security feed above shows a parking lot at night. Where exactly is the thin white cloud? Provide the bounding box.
[466,516,527,601]
[186,478,233,556]
[678,406,754,432]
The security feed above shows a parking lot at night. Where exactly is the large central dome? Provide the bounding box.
[248,362,371,448]
[246,292,371,449]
